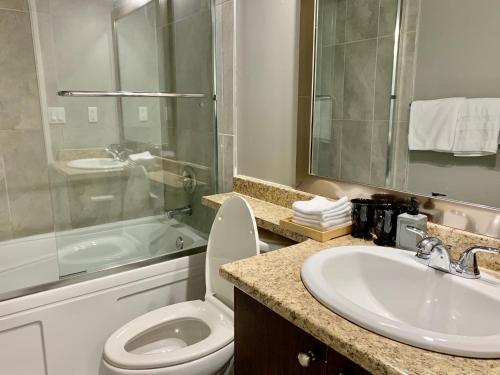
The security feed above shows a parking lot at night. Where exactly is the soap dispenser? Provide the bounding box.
[396,198,428,251]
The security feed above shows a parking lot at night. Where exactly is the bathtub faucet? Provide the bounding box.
[165,206,192,220]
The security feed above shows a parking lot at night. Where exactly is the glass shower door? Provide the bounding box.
[34,0,216,278]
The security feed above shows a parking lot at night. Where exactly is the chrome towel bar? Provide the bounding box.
[58,90,205,98]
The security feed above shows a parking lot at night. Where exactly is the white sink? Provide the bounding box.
[301,246,500,358]
[66,158,126,170]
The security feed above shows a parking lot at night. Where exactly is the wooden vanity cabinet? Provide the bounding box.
[234,288,371,375]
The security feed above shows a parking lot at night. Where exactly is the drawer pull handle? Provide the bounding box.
[297,350,316,367]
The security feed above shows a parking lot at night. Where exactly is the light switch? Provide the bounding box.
[48,107,66,124]
[139,106,148,122]
[88,107,98,123]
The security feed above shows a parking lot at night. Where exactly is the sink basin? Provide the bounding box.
[301,246,500,358]
[66,158,126,170]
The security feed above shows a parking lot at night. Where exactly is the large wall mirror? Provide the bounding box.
[308,0,500,231]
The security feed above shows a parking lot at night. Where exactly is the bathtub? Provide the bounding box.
[0,233,58,295]
[0,216,207,375]
[0,216,207,295]
[56,216,207,277]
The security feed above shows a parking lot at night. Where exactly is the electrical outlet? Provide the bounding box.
[48,107,66,124]
[88,107,98,123]
[139,106,148,122]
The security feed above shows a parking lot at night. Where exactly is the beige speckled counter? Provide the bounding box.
[51,161,191,188]
[207,175,500,273]
[202,192,308,242]
[220,238,500,375]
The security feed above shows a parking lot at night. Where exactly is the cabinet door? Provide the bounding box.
[234,288,327,375]
[326,349,372,375]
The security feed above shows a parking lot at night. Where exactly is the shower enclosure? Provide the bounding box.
[0,0,217,296]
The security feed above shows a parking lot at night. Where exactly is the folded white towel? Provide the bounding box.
[452,98,500,156]
[129,151,155,161]
[408,98,465,152]
[293,212,351,226]
[292,216,352,230]
[293,204,352,221]
[292,196,348,215]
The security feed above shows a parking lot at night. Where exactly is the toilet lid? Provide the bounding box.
[205,196,259,308]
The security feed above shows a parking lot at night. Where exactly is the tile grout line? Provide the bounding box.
[324,33,395,48]
[338,0,349,179]
[1,158,14,234]
[368,0,383,184]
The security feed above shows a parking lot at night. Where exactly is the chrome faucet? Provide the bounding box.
[405,226,499,279]
[105,144,129,161]
[165,206,192,220]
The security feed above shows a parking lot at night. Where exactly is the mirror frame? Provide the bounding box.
[295,0,500,238]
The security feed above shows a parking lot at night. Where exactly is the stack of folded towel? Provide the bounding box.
[292,196,352,230]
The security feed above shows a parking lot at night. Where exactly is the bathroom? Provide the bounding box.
[0,0,499,374]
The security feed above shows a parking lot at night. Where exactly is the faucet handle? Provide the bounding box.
[455,246,500,279]
[405,226,443,259]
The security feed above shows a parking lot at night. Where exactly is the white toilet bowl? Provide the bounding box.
[102,197,259,374]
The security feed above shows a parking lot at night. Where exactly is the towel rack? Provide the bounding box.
[315,95,334,101]
[58,91,205,98]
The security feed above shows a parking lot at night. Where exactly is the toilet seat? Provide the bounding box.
[104,299,233,370]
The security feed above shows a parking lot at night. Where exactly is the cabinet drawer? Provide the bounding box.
[235,288,327,374]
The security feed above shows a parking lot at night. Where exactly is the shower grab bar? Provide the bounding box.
[58,90,205,98]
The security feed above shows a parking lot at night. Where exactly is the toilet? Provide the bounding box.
[102,196,259,375]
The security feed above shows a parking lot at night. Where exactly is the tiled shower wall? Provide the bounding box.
[313,0,398,186]
[215,0,235,193]
[0,1,54,241]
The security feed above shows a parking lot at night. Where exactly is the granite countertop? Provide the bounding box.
[202,184,500,375]
[220,237,500,375]
[202,192,308,242]
[51,161,187,188]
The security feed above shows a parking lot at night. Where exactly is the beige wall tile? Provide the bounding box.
[0,0,28,11]
[0,130,53,237]
[0,10,43,131]
[218,134,233,192]
[0,173,13,241]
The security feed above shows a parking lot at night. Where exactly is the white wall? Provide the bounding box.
[235,0,300,187]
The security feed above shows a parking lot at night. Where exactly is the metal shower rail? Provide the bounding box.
[58,91,205,98]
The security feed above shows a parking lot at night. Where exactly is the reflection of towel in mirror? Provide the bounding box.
[452,98,500,156]
[123,164,152,219]
[409,97,500,156]
[408,98,465,152]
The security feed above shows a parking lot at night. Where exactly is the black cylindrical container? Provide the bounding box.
[372,203,400,246]
[351,199,376,239]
